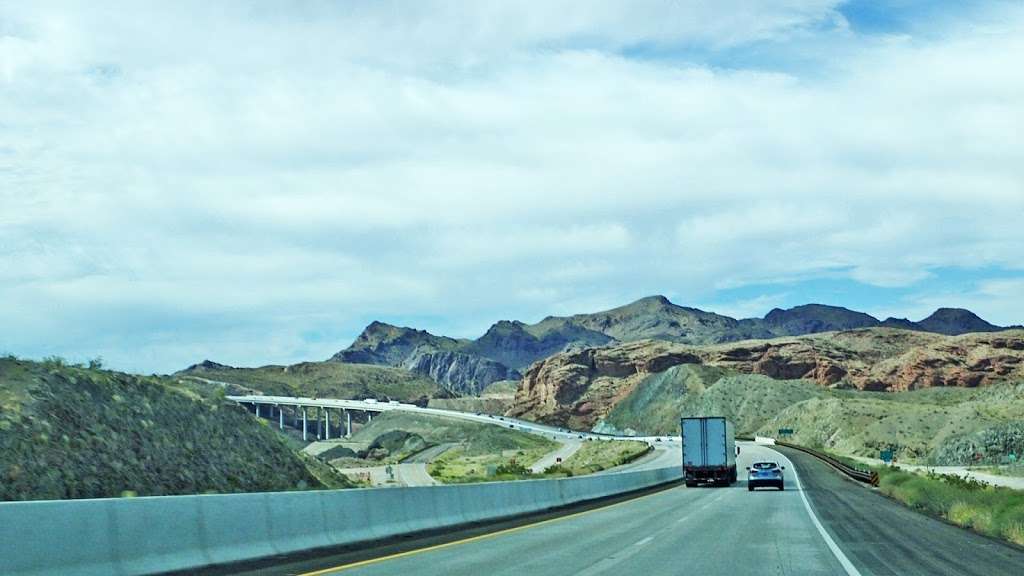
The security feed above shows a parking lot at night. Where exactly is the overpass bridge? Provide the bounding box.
[227,394,678,448]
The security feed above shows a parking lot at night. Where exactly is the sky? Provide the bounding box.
[2,1,1022,374]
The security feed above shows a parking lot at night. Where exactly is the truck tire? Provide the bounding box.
[685,481,696,488]
[747,485,753,492]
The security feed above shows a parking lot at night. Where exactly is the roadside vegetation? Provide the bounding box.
[873,465,1024,546]
[556,440,650,476]
[0,356,353,500]
[428,446,553,483]
[429,439,650,483]
[317,412,557,471]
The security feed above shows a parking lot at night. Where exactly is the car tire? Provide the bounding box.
[686,481,696,488]
[747,485,753,491]
[778,485,784,491]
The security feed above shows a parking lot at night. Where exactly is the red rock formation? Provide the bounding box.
[508,329,1024,425]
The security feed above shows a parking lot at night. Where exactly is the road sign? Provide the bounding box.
[880,450,894,463]
[778,428,794,436]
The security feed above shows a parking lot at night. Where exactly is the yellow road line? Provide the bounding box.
[298,485,678,575]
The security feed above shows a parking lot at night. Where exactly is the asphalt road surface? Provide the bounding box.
[198,443,1024,576]
[777,446,1024,575]
[218,444,845,576]
[530,438,583,473]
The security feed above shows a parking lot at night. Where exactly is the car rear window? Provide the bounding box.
[752,462,777,469]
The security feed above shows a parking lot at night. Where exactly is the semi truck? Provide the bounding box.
[681,416,737,487]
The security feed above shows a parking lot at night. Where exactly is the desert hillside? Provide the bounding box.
[508,329,1024,464]
[0,357,351,500]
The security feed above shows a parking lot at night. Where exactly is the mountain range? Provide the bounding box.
[328,296,1016,394]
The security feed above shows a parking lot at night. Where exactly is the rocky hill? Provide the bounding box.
[593,363,1024,466]
[328,297,1016,393]
[177,359,446,403]
[328,321,519,395]
[508,329,1024,429]
[0,357,352,501]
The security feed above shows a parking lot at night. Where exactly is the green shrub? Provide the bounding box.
[874,466,1024,547]
[495,460,531,476]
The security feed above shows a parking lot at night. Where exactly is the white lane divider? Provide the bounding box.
[775,450,863,576]
[634,536,655,547]
[577,489,727,576]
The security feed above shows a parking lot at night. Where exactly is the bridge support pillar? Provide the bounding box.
[368,412,372,423]
[255,403,260,418]
[301,407,307,441]
[325,409,330,440]
[277,405,283,430]
[345,410,351,438]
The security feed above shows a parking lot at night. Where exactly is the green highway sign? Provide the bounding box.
[880,450,894,463]
[778,428,794,436]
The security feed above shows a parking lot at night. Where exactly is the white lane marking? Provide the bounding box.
[634,536,654,547]
[674,489,728,524]
[577,489,726,576]
[768,447,863,576]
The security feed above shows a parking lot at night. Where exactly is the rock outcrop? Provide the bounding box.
[325,322,519,395]
[407,351,520,396]
[508,329,1024,427]
[330,321,463,365]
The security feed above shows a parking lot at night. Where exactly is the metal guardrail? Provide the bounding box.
[776,441,880,486]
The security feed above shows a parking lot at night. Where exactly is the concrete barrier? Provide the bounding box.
[0,466,679,576]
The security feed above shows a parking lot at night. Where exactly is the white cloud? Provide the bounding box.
[1,2,1023,371]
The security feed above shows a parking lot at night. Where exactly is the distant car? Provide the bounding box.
[747,461,785,491]
[578,434,584,439]
[655,437,662,442]
[509,424,514,429]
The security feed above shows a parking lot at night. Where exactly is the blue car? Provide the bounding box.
[747,461,785,491]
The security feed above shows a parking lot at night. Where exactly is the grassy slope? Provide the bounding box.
[557,440,650,476]
[350,411,556,456]
[0,358,351,500]
[428,446,553,483]
[348,412,558,483]
[180,361,442,403]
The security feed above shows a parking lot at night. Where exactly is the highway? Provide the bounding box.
[201,442,1024,576]
[218,396,1024,576]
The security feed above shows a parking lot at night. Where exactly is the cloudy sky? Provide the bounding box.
[2,1,1022,373]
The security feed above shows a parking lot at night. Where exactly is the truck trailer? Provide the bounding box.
[681,416,737,487]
